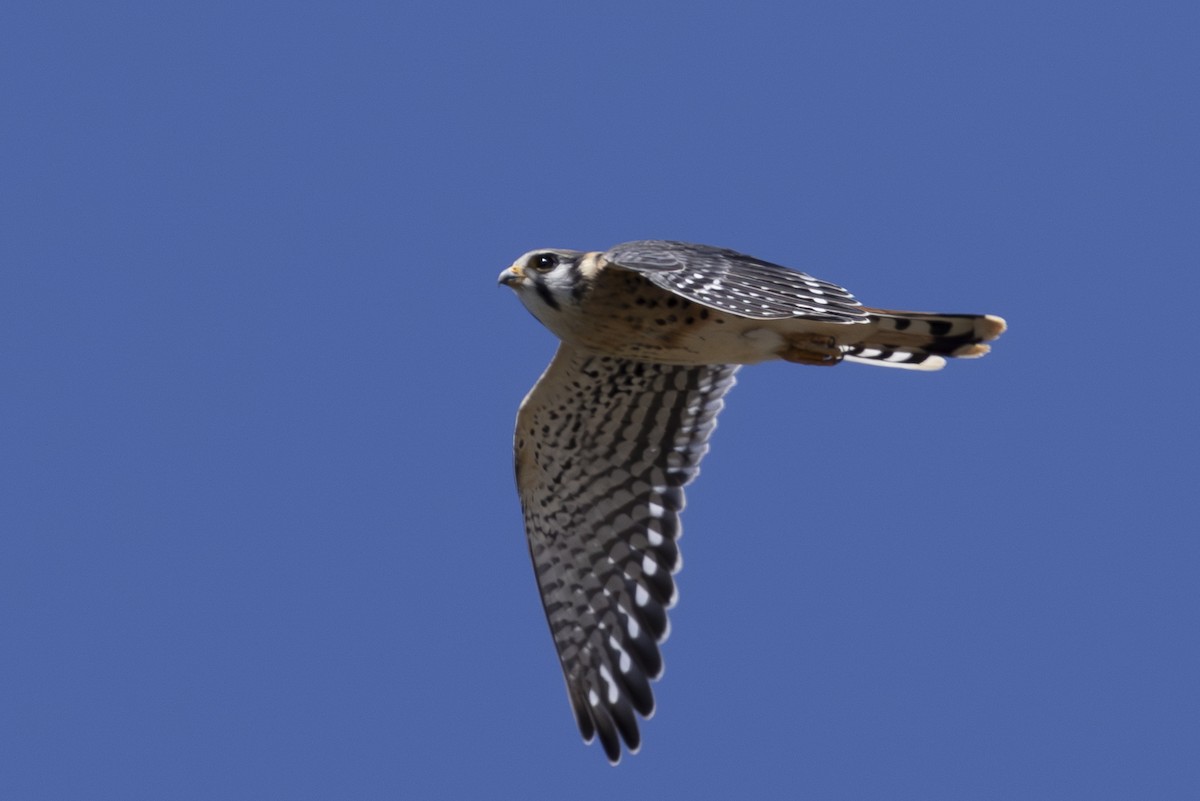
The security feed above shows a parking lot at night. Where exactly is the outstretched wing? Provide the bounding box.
[603,239,869,323]
[514,344,739,763]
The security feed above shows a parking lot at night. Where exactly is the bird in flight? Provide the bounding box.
[499,240,1006,763]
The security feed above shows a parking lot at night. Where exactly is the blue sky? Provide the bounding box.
[3,1,1197,798]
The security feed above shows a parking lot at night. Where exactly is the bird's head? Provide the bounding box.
[499,248,589,326]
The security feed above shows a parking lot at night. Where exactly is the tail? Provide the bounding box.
[842,310,1007,371]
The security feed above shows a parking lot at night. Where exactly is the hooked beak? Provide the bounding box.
[498,265,524,287]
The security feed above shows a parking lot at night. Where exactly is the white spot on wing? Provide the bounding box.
[609,635,633,673]
[599,664,619,704]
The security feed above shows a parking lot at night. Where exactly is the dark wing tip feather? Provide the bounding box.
[568,683,596,743]
[590,703,623,764]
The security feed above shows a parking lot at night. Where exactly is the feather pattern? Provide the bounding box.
[514,344,738,763]
[604,240,868,323]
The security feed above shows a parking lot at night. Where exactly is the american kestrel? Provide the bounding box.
[499,240,1006,763]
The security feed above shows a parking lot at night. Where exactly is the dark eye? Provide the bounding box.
[531,253,558,272]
